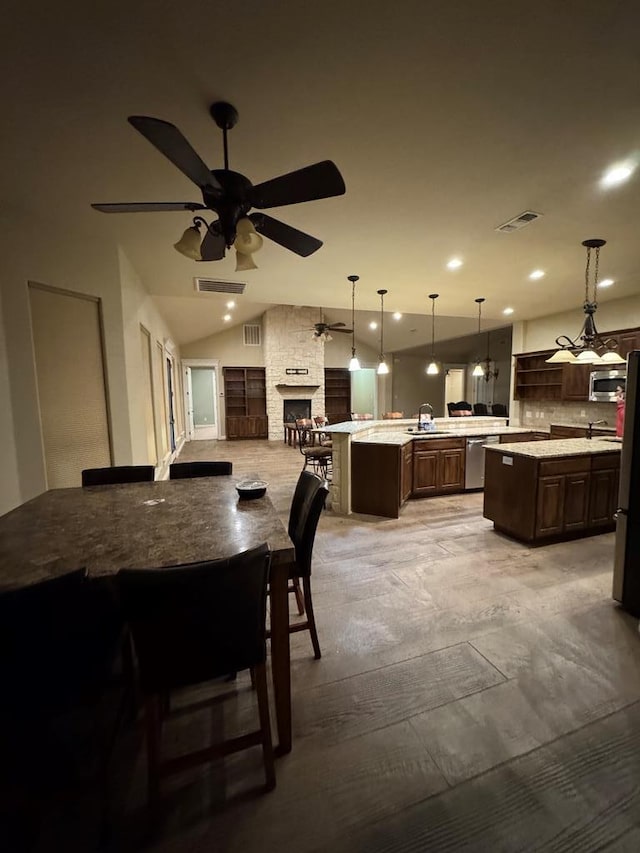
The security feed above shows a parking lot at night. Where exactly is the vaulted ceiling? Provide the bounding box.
[3,0,639,345]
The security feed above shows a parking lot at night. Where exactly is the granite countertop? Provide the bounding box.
[486,437,622,459]
[353,425,548,446]
[550,421,616,433]
[325,416,509,437]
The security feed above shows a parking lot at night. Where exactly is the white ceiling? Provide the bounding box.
[3,0,640,346]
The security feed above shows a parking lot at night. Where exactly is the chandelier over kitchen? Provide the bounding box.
[426,294,440,375]
[545,239,625,365]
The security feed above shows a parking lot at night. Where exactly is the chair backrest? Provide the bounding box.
[313,416,328,427]
[382,412,404,419]
[473,402,488,416]
[82,465,155,487]
[295,418,314,452]
[351,413,374,421]
[0,569,122,714]
[492,403,508,417]
[448,401,473,417]
[116,544,270,694]
[169,461,232,479]
[288,471,329,579]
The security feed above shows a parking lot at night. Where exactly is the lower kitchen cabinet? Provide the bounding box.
[401,442,413,503]
[412,439,465,497]
[484,448,620,543]
[351,442,412,518]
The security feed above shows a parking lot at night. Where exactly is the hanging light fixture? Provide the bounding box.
[376,289,389,375]
[471,297,499,381]
[347,275,361,371]
[426,293,440,375]
[546,239,625,365]
[174,217,206,260]
[233,217,263,271]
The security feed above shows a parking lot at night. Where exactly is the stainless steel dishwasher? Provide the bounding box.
[465,435,501,489]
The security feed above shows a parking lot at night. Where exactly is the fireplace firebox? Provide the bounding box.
[283,399,312,423]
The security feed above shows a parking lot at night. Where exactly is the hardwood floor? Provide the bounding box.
[28,439,640,851]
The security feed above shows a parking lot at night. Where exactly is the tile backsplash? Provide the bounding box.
[519,400,616,429]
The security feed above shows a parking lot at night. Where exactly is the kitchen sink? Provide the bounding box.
[405,429,454,436]
[600,436,623,443]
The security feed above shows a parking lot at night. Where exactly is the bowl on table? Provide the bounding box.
[235,479,268,500]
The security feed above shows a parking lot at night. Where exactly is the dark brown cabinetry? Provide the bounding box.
[324,368,351,424]
[401,442,413,503]
[412,438,465,497]
[484,449,620,543]
[549,424,612,439]
[223,367,268,439]
[351,442,411,518]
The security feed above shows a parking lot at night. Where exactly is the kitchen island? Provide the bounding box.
[483,437,621,543]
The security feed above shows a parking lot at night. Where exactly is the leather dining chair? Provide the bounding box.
[169,461,232,479]
[285,471,329,659]
[116,543,275,804]
[473,402,488,415]
[492,403,508,417]
[82,465,155,487]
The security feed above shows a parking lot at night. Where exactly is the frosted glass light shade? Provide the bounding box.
[233,218,263,255]
[426,360,439,375]
[575,349,601,363]
[599,350,626,364]
[377,359,389,375]
[348,355,361,371]
[545,349,577,364]
[174,225,202,260]
[472,363,484,377]
[235,250,258,271]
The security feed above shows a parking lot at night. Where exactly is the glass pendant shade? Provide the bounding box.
[235,250,258,271]
[377,359,389,375]
[545,349,577,364]
[599,350,626,364]
[348,354,361,372]
[472,363,484,378]
[426,360,439,375]
[174,224,202,260]
[575,349,602,364]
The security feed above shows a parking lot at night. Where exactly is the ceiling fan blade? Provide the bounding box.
[330,327,353,334]
[249,213,323,257]
[328,322,347,329]
[128,116,221,191]
[250,161,345,210]
[91,202,206,213]
[199,226,226,261]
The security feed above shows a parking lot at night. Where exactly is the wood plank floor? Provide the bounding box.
[30,439,640,851]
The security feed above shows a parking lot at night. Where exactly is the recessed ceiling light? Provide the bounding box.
[447,257,463,270]
[503,307,514,315]
[226,300,236,309]
[601,162,635,188]
[529,269,545,280]
[223,314,232,322]
[599,278,614,288]
[369,321,378,330]
[393,312,402,320]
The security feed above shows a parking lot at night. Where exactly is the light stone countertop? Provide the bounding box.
[486,437,622,459]
[550,421,616,433]
[352,425,549,446]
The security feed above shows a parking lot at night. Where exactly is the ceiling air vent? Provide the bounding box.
[243,324,261,346]
[495,211,543,233]
[194,278,246,294]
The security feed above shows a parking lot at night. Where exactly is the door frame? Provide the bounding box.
[181,359,222,441]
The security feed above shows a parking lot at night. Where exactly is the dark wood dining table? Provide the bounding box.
[0,476,296,753]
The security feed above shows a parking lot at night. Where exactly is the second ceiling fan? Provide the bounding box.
[91,101,346,267]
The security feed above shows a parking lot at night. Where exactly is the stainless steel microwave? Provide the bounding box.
[589,369,626,402]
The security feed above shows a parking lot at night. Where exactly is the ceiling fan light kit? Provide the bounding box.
[92,101,346,267]
[546,239,625,365]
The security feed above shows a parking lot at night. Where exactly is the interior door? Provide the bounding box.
[189,366,219,440]
[184,367,195,440]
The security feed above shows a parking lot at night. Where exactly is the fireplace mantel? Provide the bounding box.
[275,383,321,390]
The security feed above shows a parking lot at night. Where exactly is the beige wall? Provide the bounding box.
[181,315,265,365]
[0,287,20,511]
[392,353,446,418]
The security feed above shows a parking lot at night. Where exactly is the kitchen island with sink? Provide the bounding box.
[483,437,621,543]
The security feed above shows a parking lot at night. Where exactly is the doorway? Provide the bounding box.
[351,368,377,417]
[444,368,466,408]
[183,361,220,440]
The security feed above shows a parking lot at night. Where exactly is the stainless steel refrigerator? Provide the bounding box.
[612,349,640,614]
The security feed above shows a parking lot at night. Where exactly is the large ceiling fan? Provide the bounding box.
[297,313,353,341]
[91,101,346,266]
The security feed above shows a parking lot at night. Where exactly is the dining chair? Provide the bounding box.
[0,569,126,843]
[285,471,330,659]
[116,543,275,804]
[473,402,488,415]
[169,461,233,479]
[82,465,155,487]
[296,419,332,478]
[313,416,332,448]
[491,403,508,417]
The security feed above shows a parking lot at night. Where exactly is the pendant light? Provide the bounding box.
[426,293,440,375]
[546,239,625,365]
[347,275,361,371]
[377,289,389,375]
[472,298,486,377]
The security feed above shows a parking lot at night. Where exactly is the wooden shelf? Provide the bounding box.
[223,367,268,439]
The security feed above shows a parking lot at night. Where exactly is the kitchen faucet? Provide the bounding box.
[418,402,433,430]
[587,419,607,439]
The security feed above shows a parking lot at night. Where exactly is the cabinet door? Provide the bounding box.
[439,448,465,492]
[550,425,586,439]
[401,444,413,503]
[617,331,640,358]
[535,475,565,537]
[413,450,439,496]
[589,468,618,526]
[563,472,591,531]
[561,363,591,401]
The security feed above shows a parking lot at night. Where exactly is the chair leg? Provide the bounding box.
[144,696,162,806]
[302,576,321,660]
[291,577,305,615]
[253,663,276,791]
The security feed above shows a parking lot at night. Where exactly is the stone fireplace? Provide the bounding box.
[263,305,325,440]
[283,399,312,423]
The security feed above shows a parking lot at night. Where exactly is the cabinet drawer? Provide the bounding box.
[591,453,621,470]
[413,438,464,451]
[539,457,590,476]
